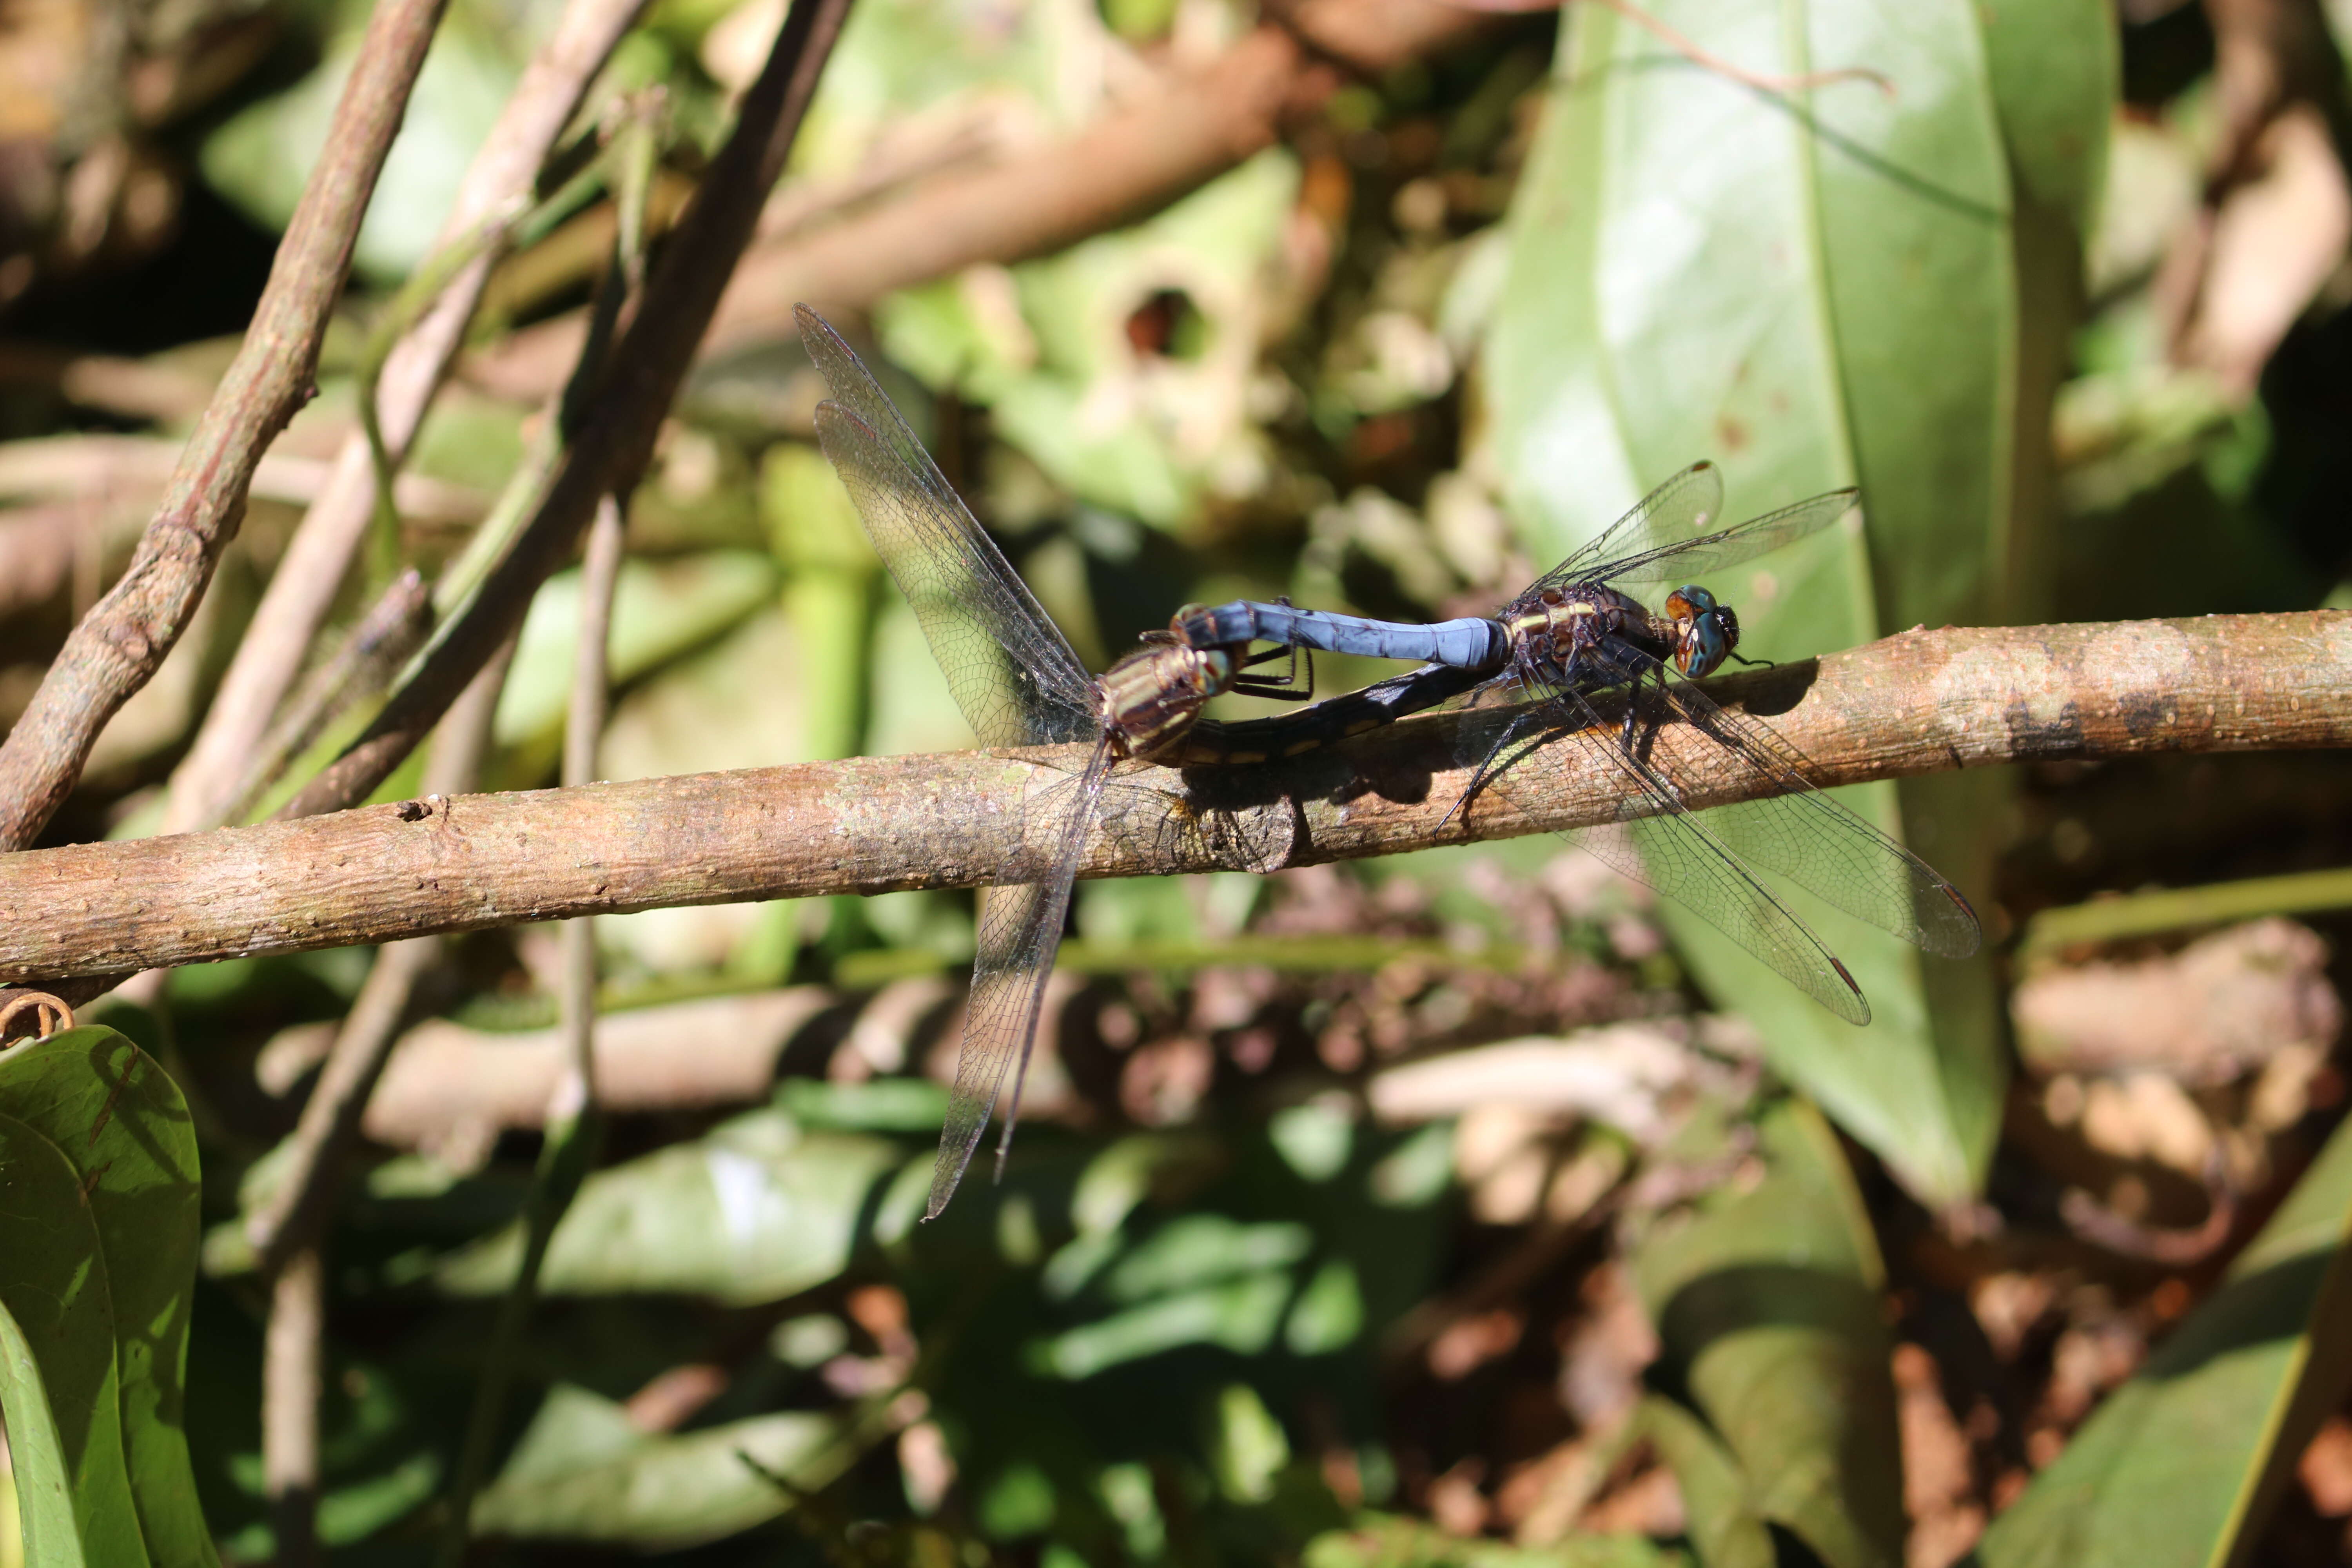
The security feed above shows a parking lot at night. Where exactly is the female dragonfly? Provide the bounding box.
[1171,462,1982,1024]
[795,306,1480,1217]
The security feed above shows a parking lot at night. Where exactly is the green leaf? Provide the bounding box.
[495,550,780,753]
[0,1027,213,1568]
[1975,1111,2352,1568]
[432,1109,900,1303]
[1633,1396,1773,1568]
[1483,0,2117,1202]
[1976,0,2117,229]
[200,15,523,282]
[1303,1512,1685,1568]
[471,1382,855,1548]
[0,1122,119,1568]
[1630,1099,1900,1568]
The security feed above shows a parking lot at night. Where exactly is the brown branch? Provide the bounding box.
[279,0,856,824]
[164,0,652,836]
[2,613,2345,984]
[245,643,510,1274]
[0,0,451,852]
[262,1247,324,1568]
[243,638,512,1552]
[460,2,1495,398]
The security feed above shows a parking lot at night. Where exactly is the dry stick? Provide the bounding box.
[263,1248,325,1568]
[0,0,450,853]
[281,0,857,826]
[220,568,434,826]
[164,0,652,837]
[436,495,624,1564]
[245,642,518,1275]
[248,643,514,1559]
[1,613,2346,983]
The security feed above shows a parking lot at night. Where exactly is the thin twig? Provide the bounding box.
[220,568,434,826]
[435,495,624,1565]
[244,641,515,1556]
[281,0,857,825]
[262,1248,324,1568]
[163,0,651,837]
[0,0,451,853]
[0,613,2345,984]
[246,642,515,1275]
[0,435,491,521]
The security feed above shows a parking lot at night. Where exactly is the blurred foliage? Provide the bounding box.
[0,0,2350,1565]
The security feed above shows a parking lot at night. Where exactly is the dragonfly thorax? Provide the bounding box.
[1505,581,1648,672]
[1096,639,1239,759]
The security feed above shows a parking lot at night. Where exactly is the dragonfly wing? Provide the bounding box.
[1525,461,1726,599]
[927,735,1115,1219]
[1600,488,1860,588]
[1604,644,1982,957]
[799,307,1098,746]
[1457,670,1872,1024]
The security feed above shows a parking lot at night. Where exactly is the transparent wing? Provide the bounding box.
[1525,461,1725,599]
[1454,671,1875,1024]
[1591,637,1981,957]
[799,305,1097,746]
[926,736,1115,1219]
[1592,488,1859,588]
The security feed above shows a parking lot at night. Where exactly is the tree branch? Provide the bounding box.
[163,0,652,836]
[1,613,2343,983]
[0,0,450,851]
[278,0,856,823]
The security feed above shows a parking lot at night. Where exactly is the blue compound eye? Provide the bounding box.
[1670,587,1735,677]
[1679,620,1726,677]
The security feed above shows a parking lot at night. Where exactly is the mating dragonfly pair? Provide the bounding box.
[795,306,1979,1220]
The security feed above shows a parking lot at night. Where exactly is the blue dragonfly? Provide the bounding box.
[1170,462,1982,1023]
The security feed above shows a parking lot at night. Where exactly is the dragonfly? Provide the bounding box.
[1170,461,1983,1023]
[795,305,1483,1217]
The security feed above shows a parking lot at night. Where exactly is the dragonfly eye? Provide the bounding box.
[1678,614,1733,678]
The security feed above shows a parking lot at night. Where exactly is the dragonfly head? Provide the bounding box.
[1664,586,1739,677]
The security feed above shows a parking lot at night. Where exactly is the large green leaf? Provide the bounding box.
[1632,1396,1772,1568]
[1303,1514,1684,1568]
[0,1121,123,1568]
[0,1027,213,1568]
[1630,1099,1900,1568]
[200,12,524,283]
[1975,1113,2352,1568]
[470,1382,854,1549]
[494,549,781,752]
[1486,0,2106,1201]
[432,1107,901,1303]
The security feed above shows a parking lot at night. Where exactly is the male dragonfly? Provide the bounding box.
[1172,462,1982,1023]
[796,305,1482,1217]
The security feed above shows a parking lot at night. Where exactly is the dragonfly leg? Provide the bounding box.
[1234,636,1314,701]
[1443,707,1548,833]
